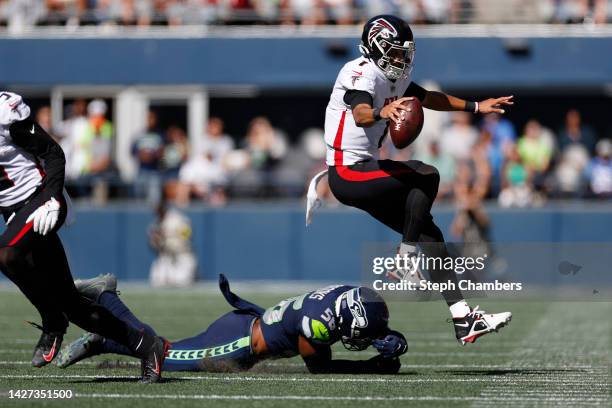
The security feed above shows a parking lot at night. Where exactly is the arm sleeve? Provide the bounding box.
[404,82,427,101]
[9,117,66,202]
[343,90,374,109]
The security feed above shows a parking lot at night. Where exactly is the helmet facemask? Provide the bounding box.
[375,40,415,80]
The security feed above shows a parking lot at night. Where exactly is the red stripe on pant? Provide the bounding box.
[8,221,33,246]
[335,165,414,182]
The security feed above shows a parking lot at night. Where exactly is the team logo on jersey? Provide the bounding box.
[310,319,330,341]
[367,18,397,47]
[351,70,363,86]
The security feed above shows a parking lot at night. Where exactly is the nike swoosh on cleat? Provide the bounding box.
[42,338,57,362]
[454,322,470,328]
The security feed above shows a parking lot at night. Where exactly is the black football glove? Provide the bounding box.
[372,330,408,359]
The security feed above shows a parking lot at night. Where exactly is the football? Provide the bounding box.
[389,98,424,149]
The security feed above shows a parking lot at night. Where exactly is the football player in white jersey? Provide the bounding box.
[0,92,167,382]
[315,15,513,345]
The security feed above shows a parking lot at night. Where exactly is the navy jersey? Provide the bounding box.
[260,285,355,357]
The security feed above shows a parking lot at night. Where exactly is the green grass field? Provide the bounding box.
[0,286,610,408]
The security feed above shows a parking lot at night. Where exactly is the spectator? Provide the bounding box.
[68,99,114,201]
[482,112,517,150]
[498,145,534,207]
[176,148,229,206]
[243,116,288,170]
[451,160,491,245]
[149,200,197,288]
[60,99,89,181]
[554,143,590,197]
[35,106,60,143]
[586,139,612,197]
[558,109,597,155]
[440,112,479,162]
[3,0,46,34]
[517,119,554,189]
[275,127,328,197]
[200,117,235,168]
[482,114,516,194]
[132,110,164,203]
[161,125,189,178]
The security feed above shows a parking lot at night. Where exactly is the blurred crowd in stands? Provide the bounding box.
[35,97,612,208]
[1,0,611,30]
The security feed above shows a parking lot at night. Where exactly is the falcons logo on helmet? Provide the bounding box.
[367,18,398,47]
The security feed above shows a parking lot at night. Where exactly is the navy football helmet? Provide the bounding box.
[359,15,416,80]
[335,287,390,351]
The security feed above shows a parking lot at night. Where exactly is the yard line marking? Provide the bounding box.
[73,393,609,403]
[0,374,609,386]
[0,360,608,371]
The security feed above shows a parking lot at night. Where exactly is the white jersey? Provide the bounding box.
[324,57,412,166]
[0,93,43,207]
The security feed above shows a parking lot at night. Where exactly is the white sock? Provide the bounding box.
[399,242,416,255]
[449,300,471,319]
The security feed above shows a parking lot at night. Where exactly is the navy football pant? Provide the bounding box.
[99,292,256,371]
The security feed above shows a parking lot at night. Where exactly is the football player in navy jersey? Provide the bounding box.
[58,274,408,374]
[0,93,166,382]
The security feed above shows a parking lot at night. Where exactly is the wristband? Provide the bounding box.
[465,101,478,113]
[373,107,382,121]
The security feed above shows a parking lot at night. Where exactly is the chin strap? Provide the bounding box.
[305,169,329,226]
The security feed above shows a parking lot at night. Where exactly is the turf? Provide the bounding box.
[0,287,609,408]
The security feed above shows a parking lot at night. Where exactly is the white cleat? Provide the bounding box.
[452,306,512,345]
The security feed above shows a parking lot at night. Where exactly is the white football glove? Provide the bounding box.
[0,92,31,126]
[26,197,61,236]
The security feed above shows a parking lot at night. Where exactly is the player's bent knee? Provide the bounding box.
[0,246,22,270]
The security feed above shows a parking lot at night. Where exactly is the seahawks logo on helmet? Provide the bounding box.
[348,294,368,330]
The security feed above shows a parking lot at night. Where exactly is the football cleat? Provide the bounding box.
[74,273,118,303]
[140,336,170,384]
[452,306,512,345]
[56,332,104,368]
[31,330,63,367]
[386,251,427,287]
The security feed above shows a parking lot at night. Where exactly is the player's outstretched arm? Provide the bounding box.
[299,336,401,375]
[407,82,513,114]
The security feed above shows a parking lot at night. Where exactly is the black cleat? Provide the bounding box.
[140,336,169,384]
[74,274,118,302]
[32,331,63,367]
[56,332,104,368]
